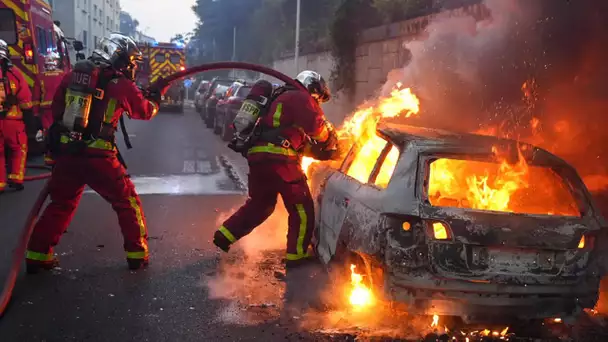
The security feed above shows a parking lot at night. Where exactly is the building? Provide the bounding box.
[133,31,156,44]
[50,0,121,58]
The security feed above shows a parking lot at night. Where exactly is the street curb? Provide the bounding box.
[217,155,248,193]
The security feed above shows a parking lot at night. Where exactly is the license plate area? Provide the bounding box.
[478,247,557,273]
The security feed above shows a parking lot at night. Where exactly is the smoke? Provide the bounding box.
[204,202,289,324]
[382,0,608,191]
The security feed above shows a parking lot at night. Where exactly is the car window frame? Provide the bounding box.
[368,142,401,189]
[340,132,396,186]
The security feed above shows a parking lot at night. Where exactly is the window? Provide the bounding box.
[36,26,47,54]
[170,54,182,64]
[346,134,389,184]
[82,30,87,47]
[46,29,55,52]
[154,54,165,63]
[0,9,18,44]
[93,4,97,14]
[427,157,580,217]
[94,35,98,48]
[236,86,251,98]
[374,145,399,188]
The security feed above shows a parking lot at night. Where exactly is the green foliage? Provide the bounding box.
[372,0,432,23]
[329,0,381,97]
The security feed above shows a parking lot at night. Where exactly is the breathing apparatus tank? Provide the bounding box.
[228,80,274,154]
[61,60,103,140]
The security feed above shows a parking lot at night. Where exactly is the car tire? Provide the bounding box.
[213,114,221,134]
[205,109,214,128]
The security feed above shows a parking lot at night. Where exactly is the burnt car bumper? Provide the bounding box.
[383,238,601,319]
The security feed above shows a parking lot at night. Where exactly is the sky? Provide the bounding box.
[120,0,198,42]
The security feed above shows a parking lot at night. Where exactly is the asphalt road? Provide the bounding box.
[2,107,608,342]
[0,108,338,342]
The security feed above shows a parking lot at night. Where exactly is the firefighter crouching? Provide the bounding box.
[25,34,165,273]
[0,39,37,194]
[214,70,340,268]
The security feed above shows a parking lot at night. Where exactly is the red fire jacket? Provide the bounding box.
[0,67,33,119]
[51,68,159,155]
[247,89,330,164]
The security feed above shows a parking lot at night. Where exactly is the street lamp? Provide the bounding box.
[294,0,300,73]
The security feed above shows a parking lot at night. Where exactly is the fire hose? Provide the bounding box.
[0,61,306,318]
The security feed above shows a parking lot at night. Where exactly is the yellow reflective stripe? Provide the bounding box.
[311,125,329,142]
[19,101,34,109]
[285,252,311,261]
[127,251,147,259]
[219,226,236,243]
[0,182,6,189]
[272,103,282,128]
[26,250,54,261]
[128,197,147,238]
[295,204,307,256]
[60,135,115,151]
[104,98,117,123]
[40,101,53,107]
[150,101,159,118]
[248,143,298,157]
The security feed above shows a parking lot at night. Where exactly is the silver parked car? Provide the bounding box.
[310,123,607,322]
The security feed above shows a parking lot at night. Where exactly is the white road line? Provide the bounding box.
[196,160,212,173]
[183,160,195,173]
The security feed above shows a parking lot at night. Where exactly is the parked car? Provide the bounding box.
[204,85,230,128]
[201,77,236,122]
[309,123,606,322]
[214,82,251,140]
[194,80,210,112]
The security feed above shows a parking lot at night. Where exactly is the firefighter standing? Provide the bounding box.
[25,34,164,273]
[213,71,340,268]
[0,39,35,194]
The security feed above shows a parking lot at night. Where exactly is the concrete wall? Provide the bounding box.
[270,1,488,125]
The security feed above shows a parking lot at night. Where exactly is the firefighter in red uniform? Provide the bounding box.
[213,70,340,268]
[0,39,35,194]
[26,34,164,273]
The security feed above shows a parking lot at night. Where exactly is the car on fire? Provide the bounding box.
[309,123,607,322]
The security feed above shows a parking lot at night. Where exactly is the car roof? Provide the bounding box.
[377,122,572,168]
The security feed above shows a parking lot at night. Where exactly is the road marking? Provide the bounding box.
[183,160,195,173]
[197,160,212,173]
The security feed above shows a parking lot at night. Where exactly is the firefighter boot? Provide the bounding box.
[26,258,60,275]
[213,231,231,252]
[127,258,149,271]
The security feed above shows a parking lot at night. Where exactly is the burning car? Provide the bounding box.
[309,123,607,322]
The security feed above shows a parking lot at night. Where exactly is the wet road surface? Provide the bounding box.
[2,108,608,341]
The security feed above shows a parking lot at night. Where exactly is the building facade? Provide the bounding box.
[50,0,121,58]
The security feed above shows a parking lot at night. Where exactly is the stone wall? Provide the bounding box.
[269,1,488,125]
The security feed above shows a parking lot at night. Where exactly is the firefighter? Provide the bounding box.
[0,39,35,194]
[25,33,164,273]
[213,70,340,268]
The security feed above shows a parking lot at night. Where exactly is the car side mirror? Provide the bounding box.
[73,40,84,52]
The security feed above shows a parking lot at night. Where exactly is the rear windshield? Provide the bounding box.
[154,54,165,63]
[236,86,251,98]
[427,157,580,217]
[0,9,18,44]
[214,86,228,96]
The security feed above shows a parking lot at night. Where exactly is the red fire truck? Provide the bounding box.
[0,0,81,154]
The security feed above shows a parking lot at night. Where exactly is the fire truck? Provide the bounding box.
[137,41,186,113]
[0,0,81,154]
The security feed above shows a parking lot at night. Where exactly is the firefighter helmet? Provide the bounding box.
[296,70,331,103]
[0,39,9,62]
[93,33,142,80]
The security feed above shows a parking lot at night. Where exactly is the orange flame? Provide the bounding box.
[301,83,420,176]
[348,264,373,309]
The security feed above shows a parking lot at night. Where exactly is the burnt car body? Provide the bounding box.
[310,123,607,321]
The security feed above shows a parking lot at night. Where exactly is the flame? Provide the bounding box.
[431,314,439,327]
[428,145,580,216]
[348,264,373,309]
[301,83,420,175]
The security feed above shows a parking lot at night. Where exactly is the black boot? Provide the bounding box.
[213,231,231,252]
[26,258,60,274]
[127,258,149,270]
[8,182,24,191]
[285,255,318,270]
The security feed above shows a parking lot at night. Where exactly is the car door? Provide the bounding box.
[317,133,398,263]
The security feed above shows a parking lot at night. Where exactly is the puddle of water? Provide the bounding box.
[84,173,244,195]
